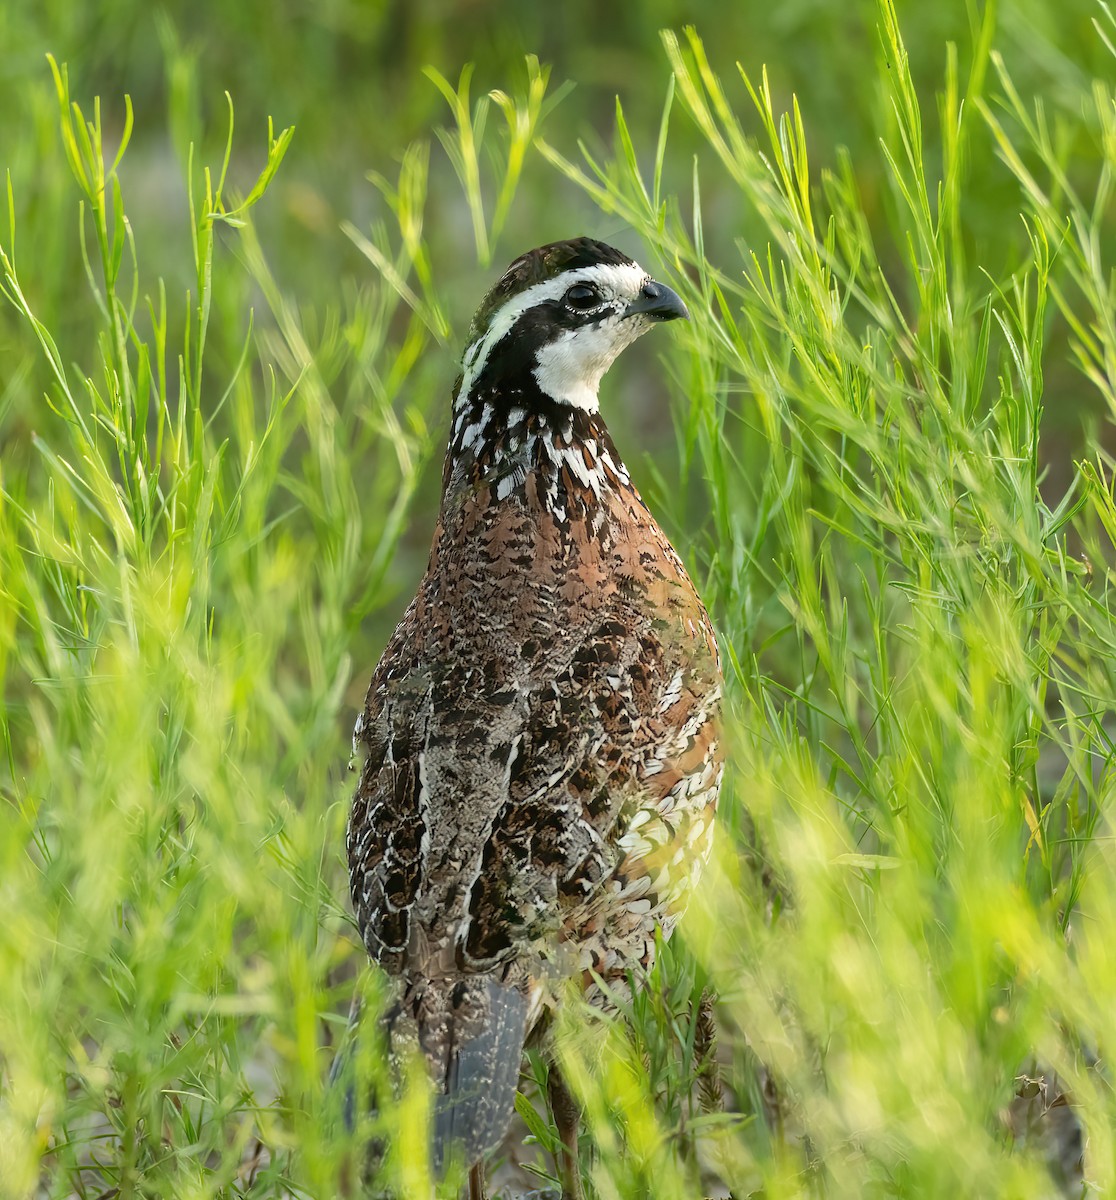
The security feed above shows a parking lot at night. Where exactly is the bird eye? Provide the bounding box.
[564,283,600,310]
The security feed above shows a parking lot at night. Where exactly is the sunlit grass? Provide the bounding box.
[542,4,1116,1195]
[2,2,1116,1196]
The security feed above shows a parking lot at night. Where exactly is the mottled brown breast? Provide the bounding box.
[348,447,722,1008]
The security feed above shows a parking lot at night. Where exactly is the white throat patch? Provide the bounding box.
[531,311,651,411]
[456,261,650,414]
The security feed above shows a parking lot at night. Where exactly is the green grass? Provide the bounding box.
[2,2,1116,1196]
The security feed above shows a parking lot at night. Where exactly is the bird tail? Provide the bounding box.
[424,976,529,1173]
[329,976,529,1177]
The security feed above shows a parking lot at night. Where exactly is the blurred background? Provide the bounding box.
[3,0,1113,640]
[3,1,1116,1195]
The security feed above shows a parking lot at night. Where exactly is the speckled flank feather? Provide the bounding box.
[346,237,723,1173]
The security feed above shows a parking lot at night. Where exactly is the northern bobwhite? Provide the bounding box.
[346,237,723,1197]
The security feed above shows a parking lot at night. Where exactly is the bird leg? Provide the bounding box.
[468,1161,488,1200]
[547,1060,584,1200]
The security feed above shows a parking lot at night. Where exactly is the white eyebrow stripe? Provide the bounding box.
[455,261,648,411]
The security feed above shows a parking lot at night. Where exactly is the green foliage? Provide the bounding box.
[0,61,383,1200]
[2,1,1116,1197]
[544,5,1116,1196]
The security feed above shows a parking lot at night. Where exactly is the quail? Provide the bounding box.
[346,237,723,1198]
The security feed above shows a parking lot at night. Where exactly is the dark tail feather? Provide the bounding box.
[327,980,529,1177]
[430,978,529,1173]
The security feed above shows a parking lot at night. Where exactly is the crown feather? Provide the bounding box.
[468,238,635,341]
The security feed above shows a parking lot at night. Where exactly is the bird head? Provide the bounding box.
[456,238,689,415]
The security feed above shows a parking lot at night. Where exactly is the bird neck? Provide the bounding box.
[442,389,633,517]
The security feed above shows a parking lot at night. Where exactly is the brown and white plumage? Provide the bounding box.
[346,238,723,1187]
